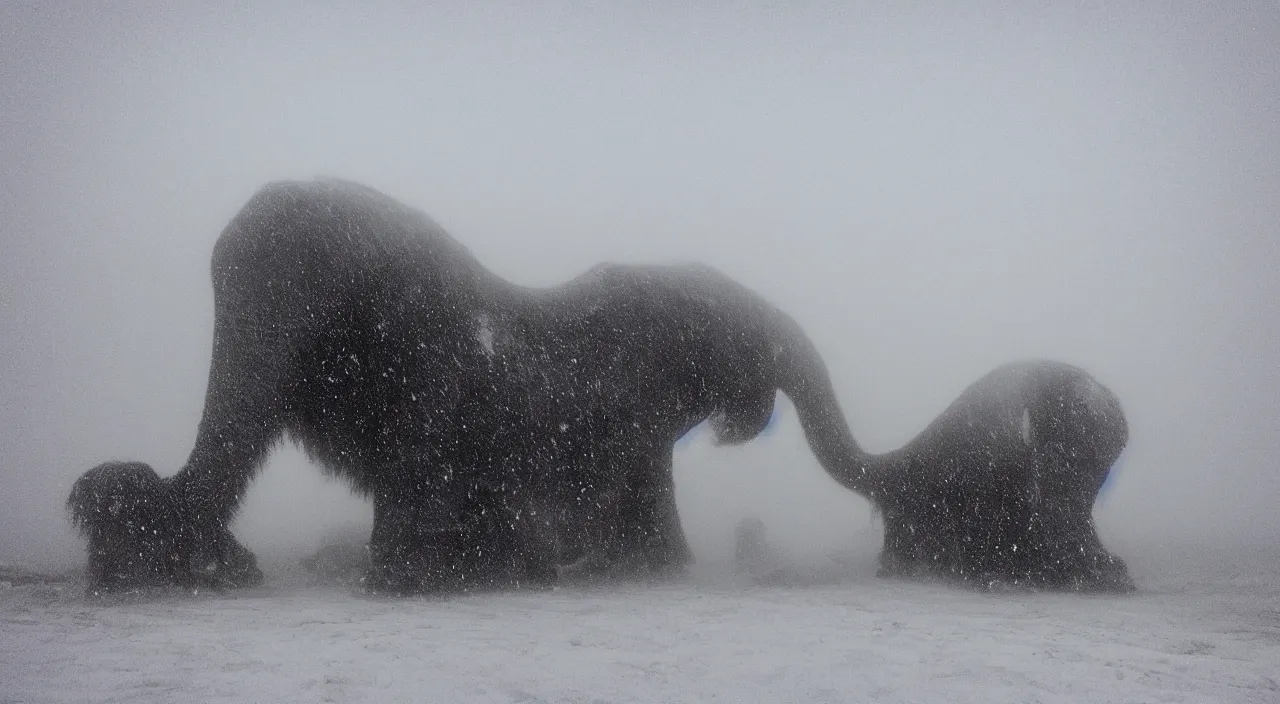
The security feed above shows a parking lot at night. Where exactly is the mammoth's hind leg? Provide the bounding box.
[1022,377,1132,591]
[1032,492,1134,592]
[1028,449,1134,592]
[165,297,299,586]
[578,446,693,580]
[68,258,299,592]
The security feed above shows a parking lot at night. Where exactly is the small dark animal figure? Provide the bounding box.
[820,360,1134,592]
[67,461,263,593]
[67,178,856,596]
[734,516,769,570]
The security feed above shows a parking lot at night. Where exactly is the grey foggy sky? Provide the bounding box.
[1,2,1277,568]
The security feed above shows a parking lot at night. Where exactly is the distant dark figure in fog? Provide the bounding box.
[733,516,816,586]
[735,516,769,571]
[66,178,871,596]
[299,528,370,588]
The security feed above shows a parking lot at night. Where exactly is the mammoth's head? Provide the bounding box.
[704,325,784,447]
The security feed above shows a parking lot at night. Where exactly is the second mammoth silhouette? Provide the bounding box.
[823,360,1134,592]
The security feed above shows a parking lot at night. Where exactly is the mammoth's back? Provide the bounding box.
[531,261,784,396]
[203,180,520,469]
[208,178,498,313]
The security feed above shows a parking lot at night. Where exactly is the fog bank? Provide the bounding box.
[2,2,1277,572]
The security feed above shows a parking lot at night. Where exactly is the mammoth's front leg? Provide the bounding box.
[189,523,265,590]
[569,448,694,580]
[158,285,298,591]
[626,450,693,574]
[365,483,464,595]
[553,481,620,582]
[875,507,917,579]
[999,449,1134,592]
[452,476,559,592]
[1029,496,1135,592]
[506,485,561,589]
[583,448,692,579]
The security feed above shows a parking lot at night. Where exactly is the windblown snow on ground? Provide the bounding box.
[3,544,1278,704]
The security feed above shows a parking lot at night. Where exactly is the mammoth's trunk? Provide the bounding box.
[773,318,881,499]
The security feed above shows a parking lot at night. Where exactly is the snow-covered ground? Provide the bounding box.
[3,543,1278,704]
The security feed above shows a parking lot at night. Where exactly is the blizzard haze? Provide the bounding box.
[1,2,1277,576]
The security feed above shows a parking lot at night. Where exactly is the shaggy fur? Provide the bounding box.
[67,179,1133,596]
[67,178,838,595]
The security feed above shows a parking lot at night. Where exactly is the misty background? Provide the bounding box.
[1,2,1276,574]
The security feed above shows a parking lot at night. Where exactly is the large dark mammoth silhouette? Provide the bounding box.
[67,178,840,595]
[818,360,1134,592]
